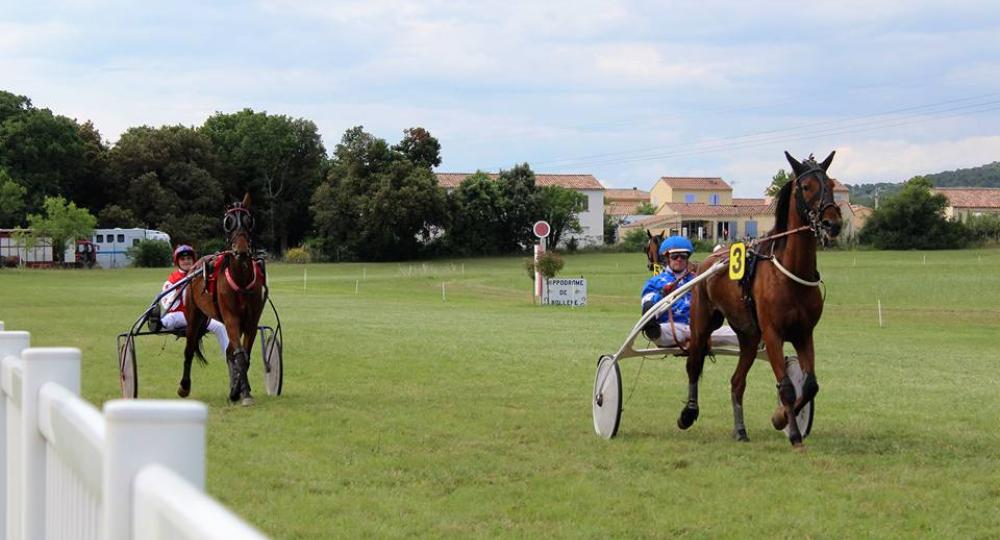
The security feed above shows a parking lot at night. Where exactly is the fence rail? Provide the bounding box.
[0,321,269,540]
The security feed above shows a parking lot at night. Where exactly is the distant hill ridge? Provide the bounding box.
[846,161,1000,208]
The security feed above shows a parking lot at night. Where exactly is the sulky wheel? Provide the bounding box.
[593,355,623,439]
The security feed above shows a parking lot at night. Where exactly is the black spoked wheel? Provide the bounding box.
[118,334,138,399]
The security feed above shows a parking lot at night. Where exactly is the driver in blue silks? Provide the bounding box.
[641,235,738,347]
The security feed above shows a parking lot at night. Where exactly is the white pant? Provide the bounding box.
[654,322,740,348]
[160,311,230,360]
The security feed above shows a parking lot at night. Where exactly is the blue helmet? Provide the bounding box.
[659,236,694,255]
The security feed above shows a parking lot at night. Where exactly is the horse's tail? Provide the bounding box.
[192,318,210,366]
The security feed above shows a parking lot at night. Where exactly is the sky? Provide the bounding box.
[3,0,1000,196]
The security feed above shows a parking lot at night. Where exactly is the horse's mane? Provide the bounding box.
[758,179,794,252]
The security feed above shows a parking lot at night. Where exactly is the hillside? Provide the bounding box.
[847,161,1000,207]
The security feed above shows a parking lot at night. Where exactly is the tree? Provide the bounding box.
[393,127,441,168]
[603,214,622,244]
[0,105,97,214]
[26,196,97,263]
[0,168,27,227]
[446,171,508,255]
[536,185,585,249]
[765,168,791,197]
[635,201,656,215]
[201,109,327,253]
[858,176,970,249]
[496,163,539,252]
[106,126,223,246]
[311,126,447,260]
[97,204,139,228]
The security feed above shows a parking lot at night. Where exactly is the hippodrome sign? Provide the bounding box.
[543,278,587,306]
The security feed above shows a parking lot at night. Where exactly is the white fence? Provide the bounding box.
[0,322,269,540]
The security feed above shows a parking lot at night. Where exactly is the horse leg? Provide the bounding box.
[762,328,803,446]
[730,331,759,442]
[791,334,818,415]
[178,310,205,398]
[223,320,243,403]
[236,330,254,406]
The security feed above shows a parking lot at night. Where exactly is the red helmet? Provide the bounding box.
[173,244,196,266]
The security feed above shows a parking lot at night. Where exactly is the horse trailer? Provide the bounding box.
[91,228,171,268]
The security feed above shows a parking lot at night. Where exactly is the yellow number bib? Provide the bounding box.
[729,242,746,280]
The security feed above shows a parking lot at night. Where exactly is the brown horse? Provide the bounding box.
[179,193,266,405]
[679,151,842,446]
[645,230,665,274]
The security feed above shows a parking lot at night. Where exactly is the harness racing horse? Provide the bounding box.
[645,230,665,274]
[679,151,842,447]
[179,193,266,405]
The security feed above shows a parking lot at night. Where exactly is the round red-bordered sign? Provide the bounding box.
[533,220,551,238]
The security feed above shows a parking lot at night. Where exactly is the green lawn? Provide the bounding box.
[2,249,999,538]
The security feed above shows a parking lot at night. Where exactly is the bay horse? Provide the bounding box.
[678,151,842,447]
[645,230,665,274]
[180,193,266,405]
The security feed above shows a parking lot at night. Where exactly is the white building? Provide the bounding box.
[91,228,171,268]
[436,173,605,247]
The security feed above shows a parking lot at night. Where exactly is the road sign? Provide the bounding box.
[533,221,551,238]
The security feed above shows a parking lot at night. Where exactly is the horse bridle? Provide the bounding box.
[793,160,840,236]
[222,204,255,245]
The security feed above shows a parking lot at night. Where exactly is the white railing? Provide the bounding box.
[0,323,268,540]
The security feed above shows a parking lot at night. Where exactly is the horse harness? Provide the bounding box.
[736,162,832,329]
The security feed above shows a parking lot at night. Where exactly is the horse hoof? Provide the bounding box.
[177,386,190,398]
[733,429,750,442]
[241,396,255,407]
[771,408,788,430]
[677,406,699,430]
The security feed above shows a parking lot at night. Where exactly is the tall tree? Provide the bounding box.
[26,196,97,263]
[858,176,970,249]
[446,171,508,255]
[765,168,791,197]
[311,126,446,260]
[496,163,539,252]
[106,125,223,245]
[536,185,586,249]
[201,109,327,253]
[0,168,27,227]
[392,127,441,168]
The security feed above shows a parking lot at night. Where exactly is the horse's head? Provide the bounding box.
[223,193,255,260]
[784,151,843,238]
[645,230,665,273]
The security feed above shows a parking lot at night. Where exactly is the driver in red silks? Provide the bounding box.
[160,245,229,359]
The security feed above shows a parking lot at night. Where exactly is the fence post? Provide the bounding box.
[0,330,31,539]
[102,400,207,540]
[19,347,81,540]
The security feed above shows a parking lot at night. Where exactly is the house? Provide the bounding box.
[604,188,651,217]
[626,177,773,242]
[931,188,1000,220]
[621,176,861,243]
[435,172,605,247]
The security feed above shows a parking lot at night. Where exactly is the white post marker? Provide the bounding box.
[877,298,884,328]
[303,268,307,289]
[355,280,359,295]
[441,282,446,302]
[533,220,551,300]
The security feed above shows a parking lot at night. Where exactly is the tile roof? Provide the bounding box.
[933,188,1000,209]
[605,202,643,215]
[658,202,775,218]
[435,173,604,190]
[733,198,766,206]
[658,177,731,190]
[604,188,650,201]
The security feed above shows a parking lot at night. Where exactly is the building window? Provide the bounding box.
[96,235,104,243]
[117,234,125,243]
[580,196,589,211]
[684,194,695,203]
[745,220,758,237]
[709,194,720,205]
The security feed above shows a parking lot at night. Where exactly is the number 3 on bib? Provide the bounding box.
[729,242,746,280]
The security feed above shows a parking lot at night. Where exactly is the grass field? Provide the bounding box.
[2,249,999,538]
